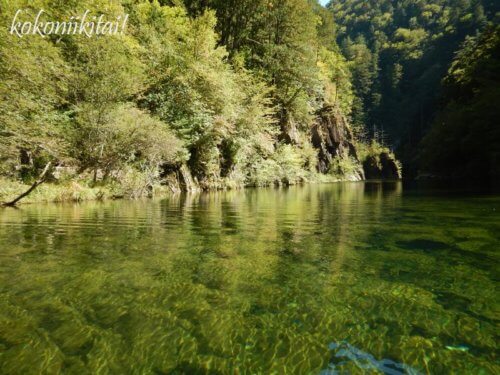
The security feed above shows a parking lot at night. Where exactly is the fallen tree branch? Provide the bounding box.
[2,162,52,207]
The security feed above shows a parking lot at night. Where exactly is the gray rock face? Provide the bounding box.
[163,163,200,193]
[280,117,301,145]
[311,106,365,180]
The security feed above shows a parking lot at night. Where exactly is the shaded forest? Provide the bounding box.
[328,0,499,181]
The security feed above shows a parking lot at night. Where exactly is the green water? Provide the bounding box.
[0,182,498,374]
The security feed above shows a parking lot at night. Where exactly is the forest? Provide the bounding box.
[328,0,499,181]
[0,0,498,204]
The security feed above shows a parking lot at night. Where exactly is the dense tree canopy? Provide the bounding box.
[0,0,363,199]
[328,0,498,177]
[419,25,500,182]
[0,0,497,201]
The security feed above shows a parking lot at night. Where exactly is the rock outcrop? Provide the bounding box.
[363,152,402,180]
[311,106,365,181]
[280,117,301,145]
[163,163,200,193]
[162,105,402,192]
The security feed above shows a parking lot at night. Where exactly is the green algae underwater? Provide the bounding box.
[0,182,498,374]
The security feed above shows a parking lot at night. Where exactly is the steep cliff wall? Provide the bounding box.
[311,106,365,181]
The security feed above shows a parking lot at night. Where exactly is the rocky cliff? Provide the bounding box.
[161,105,401,192]
[363,152,402,180]
[311,105,402,181]
[311,106,365,181]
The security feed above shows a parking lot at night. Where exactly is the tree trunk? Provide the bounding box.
[2,162,52,207]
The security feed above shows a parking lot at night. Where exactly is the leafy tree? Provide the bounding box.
[73,104,183,180]
[0,1,70,178]
[0,0,414,201]
[419,25,500,183]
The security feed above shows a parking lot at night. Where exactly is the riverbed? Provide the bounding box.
[0,182,498,374]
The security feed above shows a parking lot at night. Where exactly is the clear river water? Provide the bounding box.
[0,182,498,374]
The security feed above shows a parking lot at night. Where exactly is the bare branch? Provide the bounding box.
[2,162,52,207]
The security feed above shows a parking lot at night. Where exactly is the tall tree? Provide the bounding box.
[419,26,500,183]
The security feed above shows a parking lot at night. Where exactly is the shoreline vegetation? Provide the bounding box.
[0,125,401,205]
[0,140,401,206]
[1,1,497,207]
[0,1,402,207]
[0,177,359,206]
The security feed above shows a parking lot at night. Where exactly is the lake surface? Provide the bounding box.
[0,182,498,374]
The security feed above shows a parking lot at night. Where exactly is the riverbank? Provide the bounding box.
[0,173,366,206]
[1,140,402,206]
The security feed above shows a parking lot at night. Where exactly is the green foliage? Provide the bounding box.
[329,0,496,166]
[419,25,500,182]
[73,104,184,178]
[0,2,70,176]
[184,0,342,133]
[357,139,401,173]
[0,177,112,204]
[328,156,361,179]
[244,143,311,187]
[341,36,379,130]
[317,47,354,115]
[0,0,409,201]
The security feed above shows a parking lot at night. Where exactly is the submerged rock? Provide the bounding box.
[322,341,422,375]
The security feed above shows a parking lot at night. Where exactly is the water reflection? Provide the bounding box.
[0,182,498,374]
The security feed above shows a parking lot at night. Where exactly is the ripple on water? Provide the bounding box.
[0,183,498,374]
